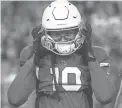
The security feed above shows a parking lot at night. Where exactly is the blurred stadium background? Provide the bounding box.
[1,1,122,108]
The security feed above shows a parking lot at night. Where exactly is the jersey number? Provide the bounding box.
[50,67,82,91]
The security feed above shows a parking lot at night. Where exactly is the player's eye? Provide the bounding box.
[64,28,79,40]
[47,31,61,41]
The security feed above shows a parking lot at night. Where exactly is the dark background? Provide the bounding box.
[1,1,122,108]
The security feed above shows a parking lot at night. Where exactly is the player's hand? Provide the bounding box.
[80,21,96,62]
[31,25,45,40]
[31,25,45,53]
[31,25,45,66]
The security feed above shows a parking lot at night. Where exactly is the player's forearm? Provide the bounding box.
[89,61,116,104]
[7,60,36,107]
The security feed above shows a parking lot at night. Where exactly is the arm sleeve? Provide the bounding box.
[89,46,116,104]
[7,46,36,107]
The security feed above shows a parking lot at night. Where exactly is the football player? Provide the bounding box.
[7,0,117,108]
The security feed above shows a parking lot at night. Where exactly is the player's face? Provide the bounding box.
[46,28,79,42]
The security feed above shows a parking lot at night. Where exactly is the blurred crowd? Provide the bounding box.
[1,1,122,108]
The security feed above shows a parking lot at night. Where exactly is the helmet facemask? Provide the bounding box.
[41,25,86,55]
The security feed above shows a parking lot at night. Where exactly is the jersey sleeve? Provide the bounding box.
[7,45,36,107]
[89,47,117,104]
[8,53,36,107]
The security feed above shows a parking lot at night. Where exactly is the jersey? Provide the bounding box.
[20,45,110,108]
[35,53,92,108]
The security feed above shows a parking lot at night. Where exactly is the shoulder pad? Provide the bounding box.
[20,45,33,66]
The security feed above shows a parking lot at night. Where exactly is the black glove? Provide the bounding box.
[31,25,46,66]
[31,25,45,50]
[80,21,96,62]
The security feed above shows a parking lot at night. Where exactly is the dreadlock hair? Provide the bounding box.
[32,25,61,102]
[76,40,88,66]
[77,38,93,108]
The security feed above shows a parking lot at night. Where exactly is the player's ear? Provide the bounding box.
[20,45,33,67]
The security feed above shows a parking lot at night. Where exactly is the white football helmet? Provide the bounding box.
[41,0,86,55]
